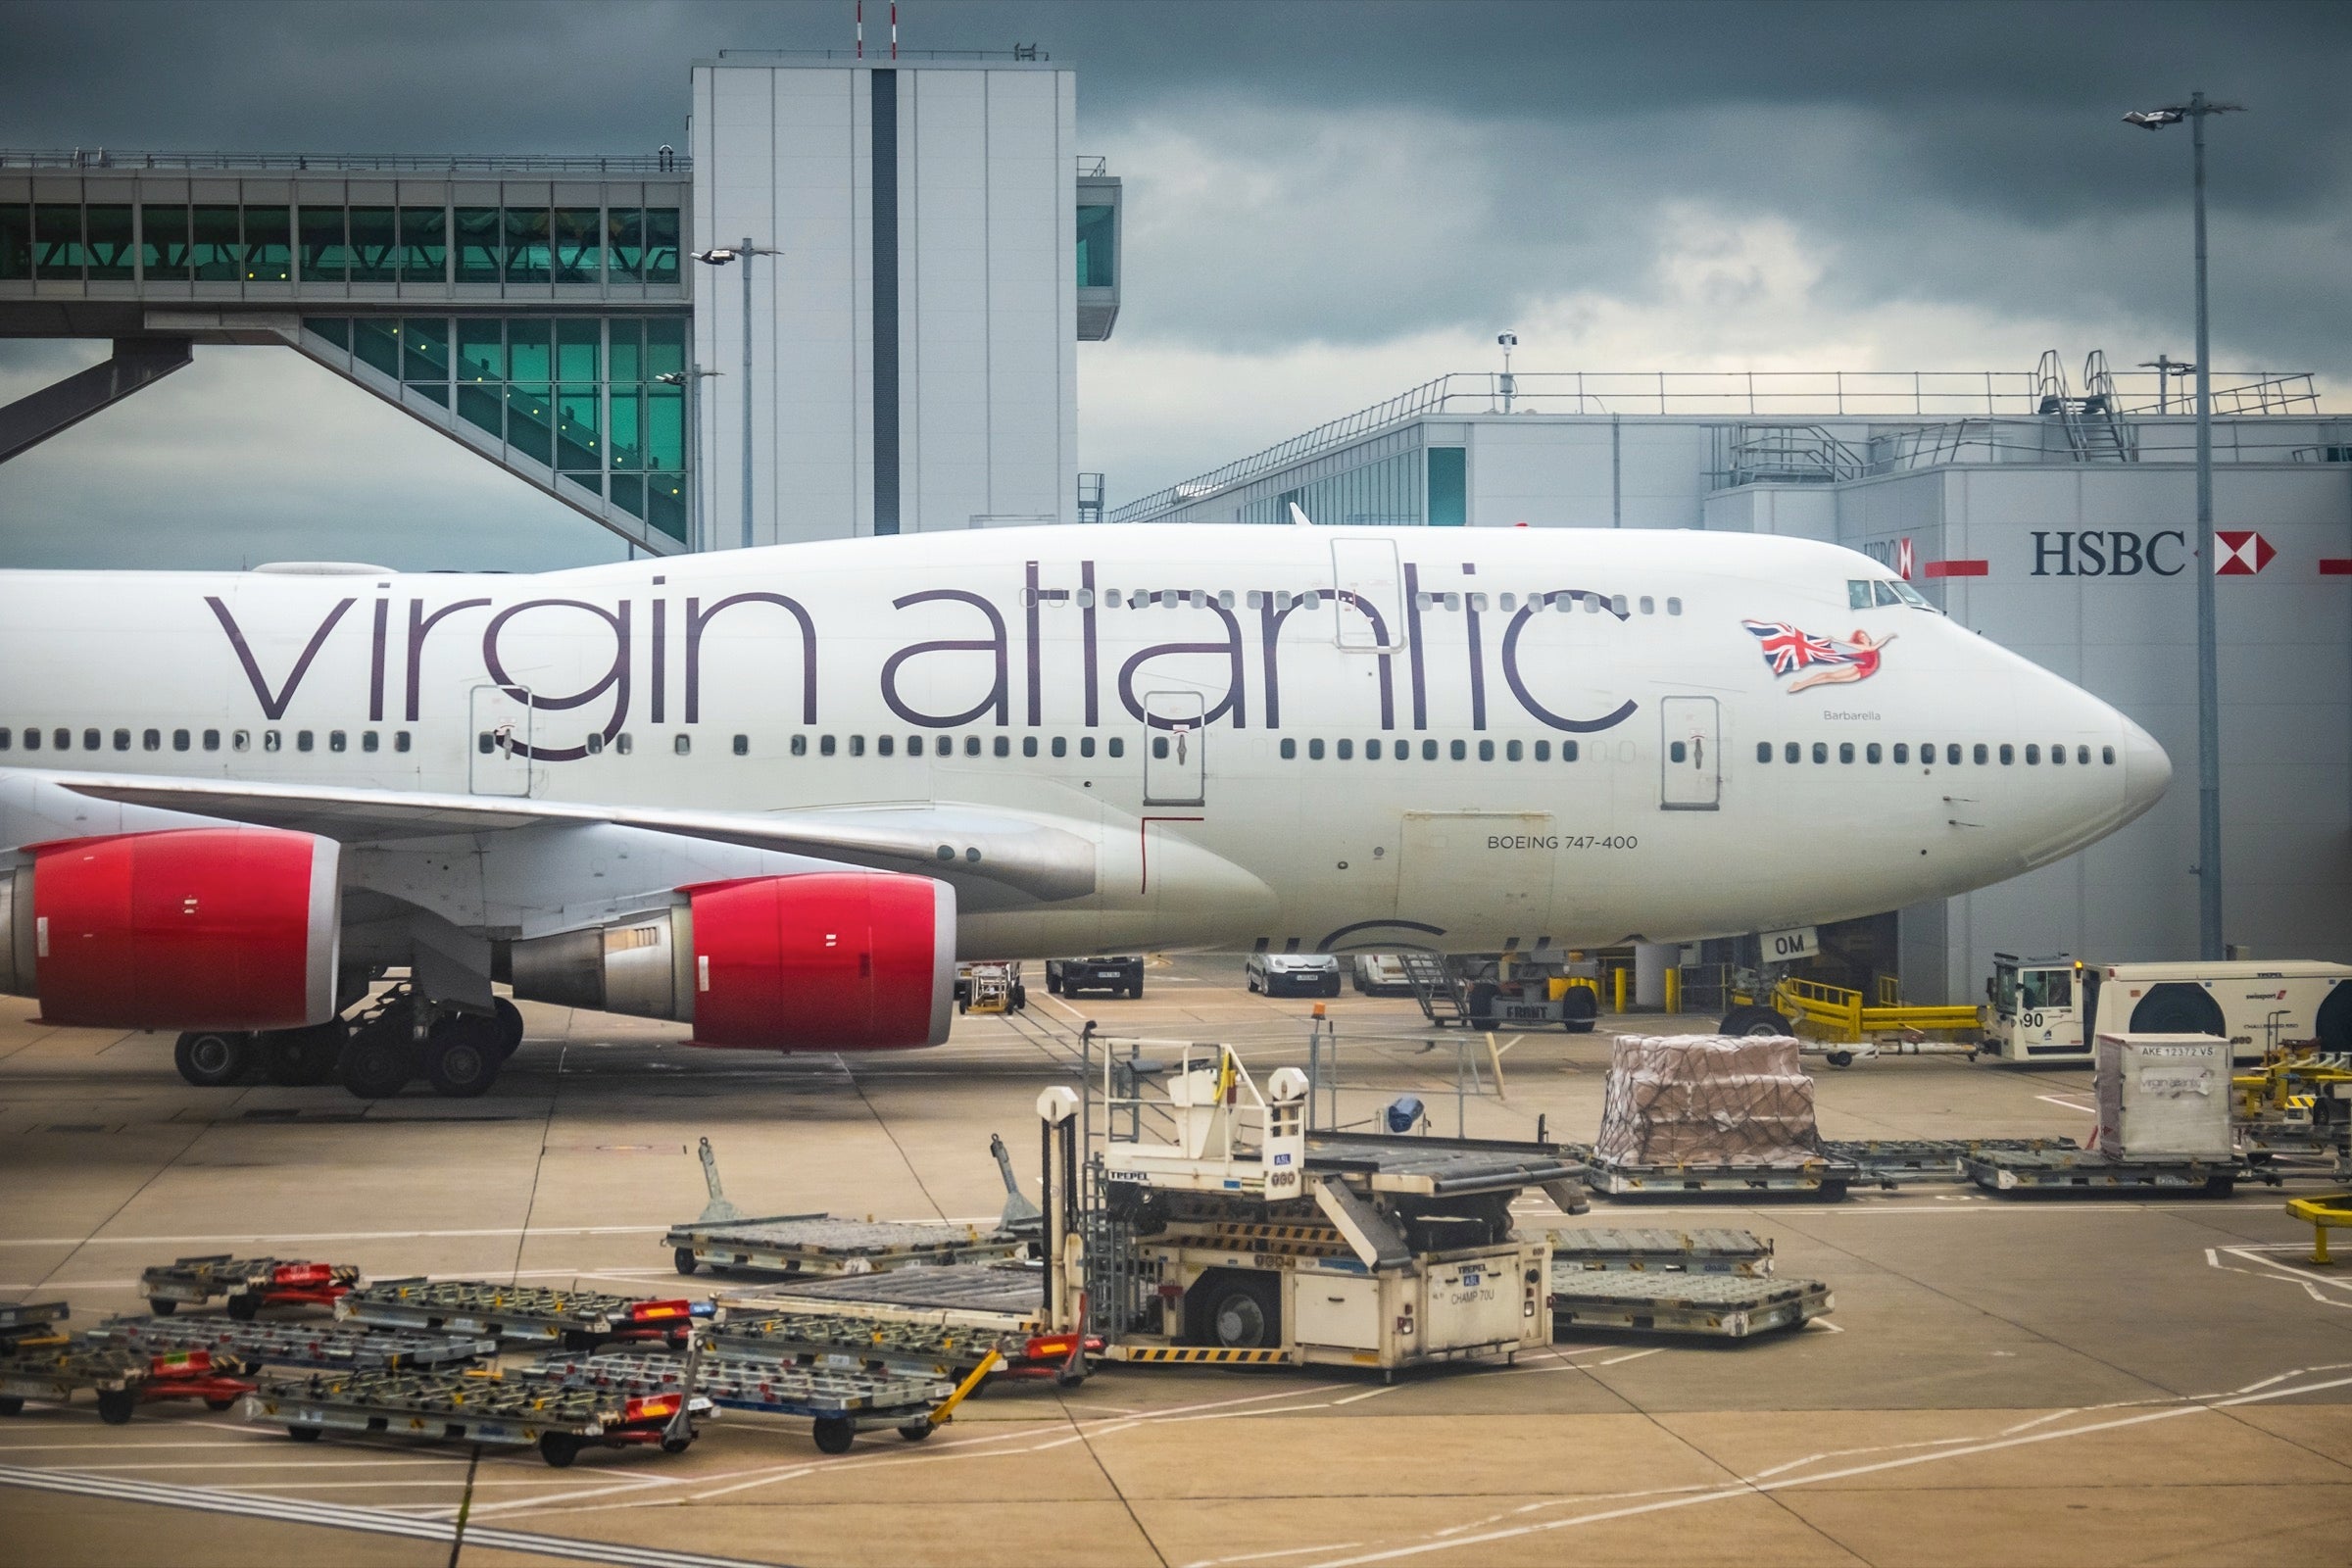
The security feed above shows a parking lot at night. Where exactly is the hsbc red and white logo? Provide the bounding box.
[1896,537,1914,580]
[2215,530,2275,575]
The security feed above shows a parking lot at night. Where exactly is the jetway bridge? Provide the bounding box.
[0,150,695,554]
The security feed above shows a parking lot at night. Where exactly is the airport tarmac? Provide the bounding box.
[1,956,2347,1568]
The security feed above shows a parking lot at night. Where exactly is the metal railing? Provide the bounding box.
[0,148,691,173]
[1076,156,1109,177]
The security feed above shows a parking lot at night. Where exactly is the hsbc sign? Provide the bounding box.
[2030,530,2189,577]
[2214,530,2276,575]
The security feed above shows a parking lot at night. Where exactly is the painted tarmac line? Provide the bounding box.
[2035,1094,2096,1114]
[0,1464,794,1568]
[0,1224,671,1248]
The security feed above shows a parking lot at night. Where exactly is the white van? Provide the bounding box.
[1984,955,2352,1064]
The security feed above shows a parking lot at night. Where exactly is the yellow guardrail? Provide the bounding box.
[1770,978,1982,1044]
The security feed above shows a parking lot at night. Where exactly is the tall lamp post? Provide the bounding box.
[654,366,721,553]
[2125,92,2242,962]
[693,238,784,550]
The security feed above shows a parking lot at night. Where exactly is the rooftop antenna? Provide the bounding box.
[1496,331,1518,415]
[856,0,862,58]
[892,0,899,59]
[2137,354,2195,416]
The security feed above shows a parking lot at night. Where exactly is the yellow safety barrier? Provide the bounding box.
[2286,1194,2352,1267]
[1875,974,1902,1008]
[1768,978,1983,1044]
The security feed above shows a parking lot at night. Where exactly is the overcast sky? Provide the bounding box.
[1,0,2344,570]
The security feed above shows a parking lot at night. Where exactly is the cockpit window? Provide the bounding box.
[1848,579,1875,610]
[1850,577,1937,612]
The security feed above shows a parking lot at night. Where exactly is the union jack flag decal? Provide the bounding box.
[1741,620,1892,692]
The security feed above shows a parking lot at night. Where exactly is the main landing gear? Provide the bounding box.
[173,993,526,1101]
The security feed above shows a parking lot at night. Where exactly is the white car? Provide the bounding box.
[1351,954,1416,996]
[1247,953,1343,999]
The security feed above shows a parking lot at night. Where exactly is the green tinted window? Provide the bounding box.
[646,472,687,541]
[556,385,601,470]
[1075,204,1114,287]
[645,316,684,378]
[507,318,550,381]
[347,207,396,283]
[610,472,644,518]
[1427,446,1466,526]
[643,209,679,283]
[608,318,641,382]
[303,317,351,351]
[0,205,31,279]
[647,382,683,470]
[508,382,553,464]
[606,209,644,281]
[244,208,290,281]
[402,318,450,393]
[84,205,134,280]
[553,208,601,282]
[34,204,83,278]
[454,208,500,282]
[456,318,503,381]
[556,318,599,381]
[300,207,347,281]
[503,207,549,284]
[353,318,400,378]
[608,387,641,469]
[400,207,445,283]
[191,205,241,281]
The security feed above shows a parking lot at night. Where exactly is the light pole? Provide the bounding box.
[655,366,720,553]
[693,239,783,550]
[2125,92,2243,961]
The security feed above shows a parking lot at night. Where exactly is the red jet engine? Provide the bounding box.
[507,871,955,1052]
[0,827,341,1030]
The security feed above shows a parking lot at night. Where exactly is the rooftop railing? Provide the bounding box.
[0,148,691,173]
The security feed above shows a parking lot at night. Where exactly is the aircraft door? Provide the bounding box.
[1144,690,1205,807]
[1330,538,1405,652]
[469,684,534,797]
[1659,696,1718,811]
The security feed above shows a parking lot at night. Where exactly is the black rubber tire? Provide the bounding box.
[96,1389,136,1425]
[338,1027,416,1100]
[226,1292,260,1322]
[1466,984,1501,1030]
[1559,988,1600,1029]
[673,1249,700,1277]
[1010,983,1028,1011]
[1819,1181,1850,1202]
[204,1396,239,1411]
[287,1424,320,1441]
[425,1017,503,1099]
[1191,1270,1281,1349]
[1324,979,1342,998]
[1826,1051,1855,1069]
[1047,970,1063,996]
[897,1422,933,1442]
[811,1416,857,1454]
[262,1022,344,1087]
[539,1433,582,1468]
[0,1396,23,1416]
[492,997,526,1058]
[1719,1005,1793,1038]
[661,1435,693,1454]
[173,1031,253,1088]
[148,1298,176,1317]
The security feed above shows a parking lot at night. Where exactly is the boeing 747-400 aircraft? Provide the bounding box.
[0,523,2167,1096]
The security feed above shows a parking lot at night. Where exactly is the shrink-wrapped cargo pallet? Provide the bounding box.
[1595,1035,1824,1167]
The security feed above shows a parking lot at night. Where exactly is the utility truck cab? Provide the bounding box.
[1984,954,2352,1065]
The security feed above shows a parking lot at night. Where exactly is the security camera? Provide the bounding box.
[1497,332,1518,348]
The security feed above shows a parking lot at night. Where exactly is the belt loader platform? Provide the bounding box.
[139,1255,359,1319]
[90,1314,495,1372]
[337,1279,702,1348]
[246,1367,706,1466]
[0,1343,254,1424]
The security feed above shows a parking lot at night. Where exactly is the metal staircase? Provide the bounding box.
[2037,350,2137,464]
[1396,950,1472,1027]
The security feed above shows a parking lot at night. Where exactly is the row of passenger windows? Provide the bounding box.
[1277,736,1583,762]
[551,732,1141,760]
[1026,587,1683,616]
[0,726,412,755]
[1757,740,2119,766]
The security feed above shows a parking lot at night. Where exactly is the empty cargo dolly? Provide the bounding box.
[0,1343,255,1423]
[525,1348,995,1454]
[337,1279,704,1348]
[0,1301,69,1352]
[1550,1273,1834,1339]
[1962,1147,2237,1197]
[1548,1227,1776,1277]
[246,1367,709,1466]
[140,1255,360,1319]
[713,1309,1088,1384]
[89,1314,495,1372]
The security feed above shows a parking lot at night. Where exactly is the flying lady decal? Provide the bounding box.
[1741,620,1891,693]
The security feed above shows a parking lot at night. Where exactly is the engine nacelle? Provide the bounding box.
[0,828,341,1030]
[508,871,955,1052]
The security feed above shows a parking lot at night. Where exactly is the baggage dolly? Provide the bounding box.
[525,1347,996,1454]
[1548,1227,1775,1277]
[140,1255,360,1319]
[1963,1147,2238,1197]
[89,1314,495,1372]
[0,1301,69,1352]
[1550,1273,1835,1339]
[0,1343,255,1424]
[1821,1138,2076,1187]
[246,1367,708,1466]
[1586,1155,1862,1200]
[715,1308,1092,1386]
[338,1279,705,1348]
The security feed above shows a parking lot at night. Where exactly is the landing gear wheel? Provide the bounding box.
[96,1390,136,1425]
[226,1293,260,1322]
[337,1028,416,1101]
[811,1416,857,1454]
[896,1422,933,1442]
[538,1433,583,1468]
[286,1424,320,1441]
[174,1031,253,1088]
[1719,1005,1793,1038]
[425,1016,503,1099]
[1191,1272,1281,1349]
[492,997,525,1059]
[147,1298,176,1317]
[262,1022,344,1087]
[673,1249,700,1277]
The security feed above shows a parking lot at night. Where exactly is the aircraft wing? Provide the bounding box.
[43,773,1098,903]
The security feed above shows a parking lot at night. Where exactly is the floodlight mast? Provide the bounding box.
[2124,90,2243,961]
[694,240,784,550]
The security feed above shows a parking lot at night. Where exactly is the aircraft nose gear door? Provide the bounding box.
[469,684,534,797]
[1144,690,1205,807]
[1659,695,1719,811]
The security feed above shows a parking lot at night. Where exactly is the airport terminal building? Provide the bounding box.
[1113,363,2352,1001]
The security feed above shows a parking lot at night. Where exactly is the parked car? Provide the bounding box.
[1046,956,1146,999]
[1351,954,1417,996]
[1246,952,1344,998]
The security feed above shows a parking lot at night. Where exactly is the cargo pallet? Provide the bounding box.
[337,1279,701,1348]
[0,1301,69,1352]
[1548,1227,1775,1277]
[1550,1272,1834,1339]
[140,1255,360,1319]
[1821,1138,2077,1187]
[526,1348,992,1454]
[245,1367,704,1466]
[90,1314,495,1372]
[714,1309,1086,1384]
[1963,1148,2238,1197]
[724,1261,1053,1336]
[668,1215,1024,1280]
[1585,1155,1863,1200]
[0,1343,254,1424]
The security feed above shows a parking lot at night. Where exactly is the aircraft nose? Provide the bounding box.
[2120,714,2171,822]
